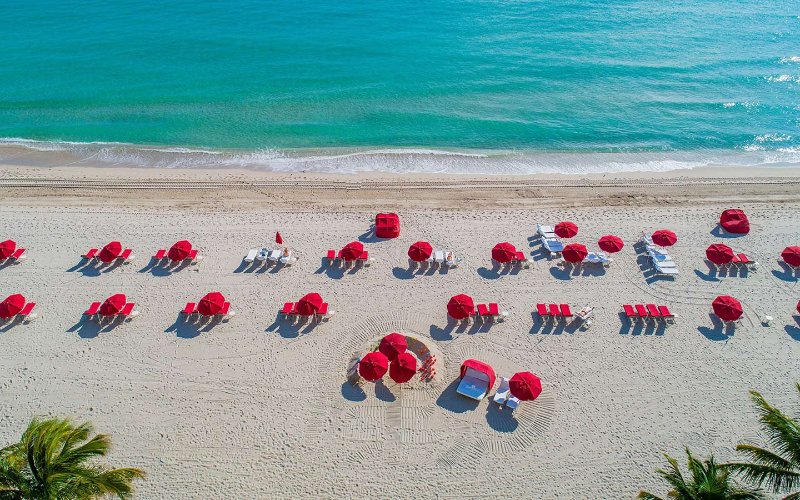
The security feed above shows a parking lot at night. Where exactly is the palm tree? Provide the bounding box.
[727,384,800,499]
[0,417,144,499]
[638,448,763,499]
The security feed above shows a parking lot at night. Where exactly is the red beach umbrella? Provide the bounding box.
[379,332,408,360]
[389,352,417,383]
[651,230,678,247]
[706,243,735,265]
[198,291,225,316]
[0,294,25,319]
[0,240,17,260]
[340,241,364,261]
[359,352,389,381]
[99,293,126,316]
[796,300,800,315]
[562,243,588,263]
[597,235,624,253]
[447,294,475,320]
[720,209,750,234]
[407,241,433,262]
[781,246,800,268]
[296,292,323,316]
[167,240,192,261]
[509,372,543,401]
[554,221,579,238]
[492,242,516,263]
[275,232,283,245]
[97,241,123,263]
[712,295,743,322]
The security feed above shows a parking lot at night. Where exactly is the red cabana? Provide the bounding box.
[459,359,496,389]
[275,232,283,245]
[0,294,25,319]
[408,241,433,262]
[167,240,192,262]
[447,294,475,320]
[651,230,678,247]
[379,332,407,360]
[712,295,743,322]
[492,242,517,263]
[706,243,735,265]
[562,243,588,263]
[509,372,543,401]
[389,352,417,383]
[99,294,126,316]
[359,352,389,381]
[340,241,364,261]
[97,241,123,263]
[375,213,401,238]
[296,293,324,316]
[720,209,750,234]
[781,246,800,268]
[598,235,624,253]
[0,240,16,260]
[198,292,226,316]
[554,221,579,238]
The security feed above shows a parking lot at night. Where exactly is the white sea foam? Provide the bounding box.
[767,74,800,83]
[780,56,800,63]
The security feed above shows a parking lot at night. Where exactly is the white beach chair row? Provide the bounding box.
[244,247,297,266]
[537,224,565,257]
[410,249,462,268]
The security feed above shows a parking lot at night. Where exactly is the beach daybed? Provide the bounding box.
[457,359,496,400]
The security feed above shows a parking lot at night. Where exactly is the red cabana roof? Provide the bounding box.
[359,352,389,381]
[296,293,323,316]
[99,294,126,316]
[720,209,750,234]
[598,235,624,253]
[651,230,678,247]
[459,359,496,390]
[379,332,407,360]
[0,294,25,319]
[509,372,543,401]
[447,294,475,320]
[0,240,17,260]
[706,243,735,265]
[712,295,743,322]
[98,241,123,263]
[341,241,364,261]
[389,352,417,383]
[781,246,800,267]
[375,213,400,238]
[492,242,516,263]
[198,291,225,316]
[555,221,578,238]
[408,241,433,262]
[168,240,192,261]
[562,243,588,263]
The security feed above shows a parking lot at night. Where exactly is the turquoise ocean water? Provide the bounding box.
[0,0,799,173]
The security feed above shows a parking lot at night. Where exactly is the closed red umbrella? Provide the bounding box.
[99,294,126,316]
[275,232,283,245]
[359,352,389,381]
[379,332,407,360]
[389,352,417,383]
[97,241,123,263]
[706,243,735,265]
[509,372,543,401]
[562,243,588,263]
[0,294,25,319]
[651,230,678,247]
[340,241,364,261]
[408,241,433,262]
[296,293,323,316]
[492,242,516,263]
[447,294,475,320]
[720,209,750,234]
[167,240,192,261]
[555,221,578,238]
[781,246,800,267]
[597,235,624,253]
[0,240,17,260]
[712,295,743,322]
[198,292,225,316]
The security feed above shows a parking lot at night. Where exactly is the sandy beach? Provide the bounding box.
[1,159,799,498]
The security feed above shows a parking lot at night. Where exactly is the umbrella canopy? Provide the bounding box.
[651,230,678,247]
[359,352,389,381]
[296,292,323,316]
[389,352,417,383]
[492,242,517,263]
[167,240,192,261]
[407,241,433,262]
[706,243,735,265]
[720,209,750,234]
[554,221,579,238]
[509,372,543,401]
[97,241,123,263]
[712,295,743,322]
[781,246,800,267]
[597,235,624,253]
[379,332,407,360]
[447,294,475,320]
[99,293,126,316]
[198,291,225,316]
[562,243,588,263]
[459,359,496,389]
[340,241,364,261]
[796,300,800,315]
[0,294,25,319]
[0,240,17,260]
[275,231,283,245]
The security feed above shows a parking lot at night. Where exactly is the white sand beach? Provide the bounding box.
[1,161,799,498]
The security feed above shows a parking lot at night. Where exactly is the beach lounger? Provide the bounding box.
[245,248,259,263]
[559,304,572,322]
[654,263,680,275]
[359,251,372,266]
[488,303,506,322]
[635,304,649,322]
[549,303,560,320]
[18,302,36,321]
[493,377,510,405]
[537,224,557,239]
[83,248,98,260]
[154,249,167,261]
[187,249,202,263]
[256,248,269,262]
[639,231,654,245]
[182,302,197,320]
[646,304,662,321]
[537,303,550,321]
[477,303,489,319]
[317,302,334,321]
[457,367,492,400]
[434,250,445,264]
[543,238,564,256]
[268,249,281,262]
[119,303,138,318]
[736,253,758,271]
[658,305,675,324]
[85,302,101,318]
[623,304,637,321]
[120,249,133,262]
[8,248,26,262]
[514,251,531,268]
[506,395,520,410]
[219,302,232,318]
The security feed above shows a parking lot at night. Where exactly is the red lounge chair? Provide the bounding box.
[359,251,369,260]
[646,304,662,320]
[537,303,549,319]
[120,303,135,316]
[11,248,26,260]
[326,250,335,260]
[120,249,132,261]
[84,248,98,259]
[623,304,636,319]
[549,304,560,318]
[730,254,741,264]
[658,305,675,324]
[737,253,750,264]
[488,303,500,317]
[281,302,295,316]
[219,302,231,316]
[317,302,329,318]
[154,249,166,260]
[477,304,489,317]
[635,304,649,321]
[19,302,35,316]
[560,304,572,320]
[183,302,197,315]
[85,302,101,316]
[188,249,198,260]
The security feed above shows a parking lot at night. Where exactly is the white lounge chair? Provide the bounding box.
[537,224,557,240]
[244,248,258,263]
[434,250,445,264]
[457,368,492,400]
[493,377,510,405]
[543,238,564,255]
[506,396,520,410]
[267,249,281,262]
[655,263,680,275]
[256,248,269,262]
[445,256,462,268]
